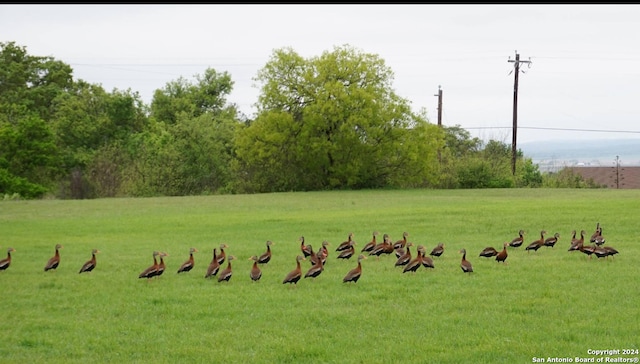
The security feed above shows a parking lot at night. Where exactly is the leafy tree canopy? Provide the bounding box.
[234,45,444,192]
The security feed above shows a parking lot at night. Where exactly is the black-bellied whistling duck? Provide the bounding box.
[402,246,423,273]
[300,236,312,257]
[394,242,413,267]
[309,242,329,266]
[394,245,406,259]
[593,245,608,259]
[496,242,508,263]
[44,244,63,272]
[309,243,328,265]
[283,255,306,285]
[420,246,435,269]
[568,239,583,252]
[393,232,409,250]
[568,231,578,250]
[430,242,444,258]
[304,253,324,280]
[249,255,262,282]
[320,240,330,262]
[371,234,395,258]
[218,255,236,282]
[382,235,395,255]
[543,233,560,248]
[139,251,160,279]
[459,249,473,273]
[526,230,546,252]
[205,248,220,279]
[177,247,198,273]
[479,246,499,258]
[369,233,388,257]
[336,233,355,252]
[602,246,619,259]
[337,243,356,260]
[343,254,367,283]
[361,231,378,253]
[592,227,606,246]
[569,230,579,246]
[257,241,273,265]
[590,222,601,243]
[79,249,100,274]
[569,230,586,251]
[217,243,229,265]
[509,230,525,248]
[307,245,318,265]
[155,252,169,277]
[579,244,596,259]
[0,247,16,271]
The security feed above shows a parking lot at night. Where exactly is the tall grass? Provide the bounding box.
[1,189,639,363]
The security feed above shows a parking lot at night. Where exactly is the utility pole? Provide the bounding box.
[434,85,443,162]
[434,85,443,127]
[508,51,532,175]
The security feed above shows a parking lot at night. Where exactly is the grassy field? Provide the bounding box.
[1,189,639,363]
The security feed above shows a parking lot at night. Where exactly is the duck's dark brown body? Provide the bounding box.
[300,236,312,258]
[479,247,498,258]
[403,248,423,273]
[343,254,366,283]
[395,243,413,267]
[45,244,63,272]
[305,254,324,279]
[249,256,262,282]
[526,230,546,252]
[393,232,409,250]
[337,244,356,260]
[0,247,16,271]
[205,248,220,279]
[361,231,378,253]
[420,247,435,269]
[369,234,394,257]
[177,248,197,273]
[139,251,160,279]
[460,249,473,273]
[283,255,305,284]
[217,244,229,265]
[543,233,560,248]
[336,233,355,252]
[156,252,168,277]
[79,249,100,274]
[218,255,235,282]
[429,243,444,257]
[495,243,508,263]
[257,241,273,264]
[509,230,525,248]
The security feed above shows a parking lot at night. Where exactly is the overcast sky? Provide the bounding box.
[2,4,640,144]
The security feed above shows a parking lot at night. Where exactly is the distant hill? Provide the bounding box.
[519,138,640,172]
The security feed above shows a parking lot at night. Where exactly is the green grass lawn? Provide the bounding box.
[1,189,639,363]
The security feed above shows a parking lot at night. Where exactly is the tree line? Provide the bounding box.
[1,42,599,199]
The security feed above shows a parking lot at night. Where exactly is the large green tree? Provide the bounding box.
[0,41,73,122]
[234,45,444,192]
[125,68,239,196]
[0,42,74,197]
[50,82,148,198]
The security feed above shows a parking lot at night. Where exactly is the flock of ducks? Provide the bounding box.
[0,223,619,283]
[476,222,619,264]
